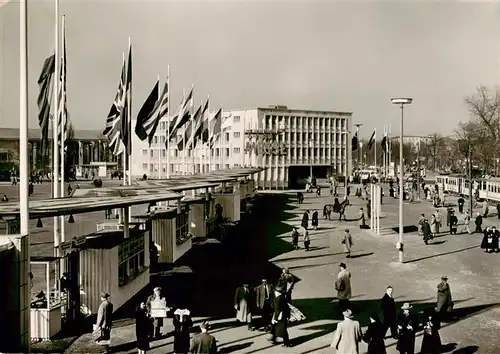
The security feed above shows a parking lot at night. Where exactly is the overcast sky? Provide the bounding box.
[0,0,498,138]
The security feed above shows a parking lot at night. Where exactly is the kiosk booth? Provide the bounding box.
[212,182,241,222]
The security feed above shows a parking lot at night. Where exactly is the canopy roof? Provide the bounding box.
[0,167,262,219]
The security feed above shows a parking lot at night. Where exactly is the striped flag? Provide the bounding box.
[135,80,160,143]
[57,19,69,150]
[37,54,55,153]
[168,87,193,139]
[123,43,132,154]
[103,55,127,156]
[192,99,210,147]
[367,129,376,150]
[209,108,222,148]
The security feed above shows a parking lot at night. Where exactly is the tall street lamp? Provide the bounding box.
[391,97,413,263]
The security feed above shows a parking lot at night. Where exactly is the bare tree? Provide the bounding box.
[425,133,445,171]
[464,86,500,140]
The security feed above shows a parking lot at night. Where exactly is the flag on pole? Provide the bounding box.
[209,108,222,148]
[57,21,69,149]
[123,43,132,154]
[37,54,55,153]
[189,99,209,147]
[381,129,387,151]
[367,130,376,150]
[351,132,358,152]
[168,87,193,139]
[103,56,127,156]
[135,80,160,142]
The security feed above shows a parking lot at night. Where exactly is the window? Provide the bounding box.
[225,148,230,157]
[233,147,240,154]
[162,149,166,157]
[150,150,154,158]
[142,163,148,170]
[142,149,147,156]
[225,133,230,142]
[176,207,191,245]
[233,132,240,139]
[234,116,240,123]
[118,234,145,286]
[154,136,158,144]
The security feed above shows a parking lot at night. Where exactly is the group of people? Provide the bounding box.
[332,262,454,354]
[233,269,305,347]
[93,287,219,354]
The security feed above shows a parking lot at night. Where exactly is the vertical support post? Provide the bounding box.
[123,207,130,239]
[398,105,404,263]
[177,199,181,213]
[370,184,374,231]
[376,185,381,235]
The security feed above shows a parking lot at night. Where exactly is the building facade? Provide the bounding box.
[131,105,353,189]
[0,128,118,175]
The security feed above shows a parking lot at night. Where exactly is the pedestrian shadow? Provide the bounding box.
[391,225,419,233]
[404,245,479,263]
[219,341,253,353]
[452,345,479,354]
[430,240,447,245]
[349,252,374,259]
[274,251,345,263]
[289,297,497,349]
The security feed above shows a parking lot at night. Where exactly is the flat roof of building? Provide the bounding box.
[223,106,352,116]
[0,167,263,219]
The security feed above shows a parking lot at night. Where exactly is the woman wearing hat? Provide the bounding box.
[436,276,453,320]
[269,286,291,347]
[362,313,386,354]
[396,303,417,354]
[95,292,113,353]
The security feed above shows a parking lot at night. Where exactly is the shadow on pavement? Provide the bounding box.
[452,345,479,354]
[404,245,479,264]
[290,296,496,350]
[219,341,254,353]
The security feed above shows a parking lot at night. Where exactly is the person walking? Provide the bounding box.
[449,211,458,235]
[135,302,150,354]
[422,219,432,245]
[291,227,299,250]
[418,213,425,236]
[436,276,453,321]
[497,202,500,219]
[330,309,362,354]
[458,195,465,213]
[358,208,366,229]
[380,286,398,339]
[475,212,483,233]
[362,312,386,354]
[311,209,319,230]
[303,228,311,251]
[335,263,352,311]
[95,292,113,353]
[255,279,273,332]
[396,303,417,354]
[173,308,192,354]
[463,211,471,234]
[269,286,291,347]
[342,229,353,258]
[430,214,437,238]
[301,210,309,230]
[189,321,217,354]
[420,308,442,354]
[234,284,254,330]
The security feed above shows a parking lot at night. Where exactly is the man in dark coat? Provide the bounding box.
[449,211,458,235]
[301,210,309,230]
[436,276,453,321]
[255,279,274,331]
[422,219,432,245]
[475,213,483,233]
[380,286,398,339]
[458,196,465,214]
[396,303,418,354]
[268,286,291,347]
[190,321,217,354]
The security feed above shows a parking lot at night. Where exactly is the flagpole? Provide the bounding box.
[121,52,127,187]
[220,106,224,170]
[53,0,60,261]
[127,36,132,187]
[389,123,392,176]
[157,73,161,179]
[59,14,66,275]
[374,128,377,169]
[383,125,386,177]
[20,0,31,349]
[207,96,211,172]
[166,64,170,179]
[193,99,200,174]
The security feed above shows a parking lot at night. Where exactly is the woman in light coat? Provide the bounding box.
[430,214,437,237]
[342,229,353,258]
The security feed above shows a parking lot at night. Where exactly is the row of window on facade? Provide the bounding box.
[142,163,240,173]
[264,115,347,130]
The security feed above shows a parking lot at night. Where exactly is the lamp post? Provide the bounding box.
[391,97,413,263]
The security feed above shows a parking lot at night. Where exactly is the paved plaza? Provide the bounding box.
[31,183,496,354]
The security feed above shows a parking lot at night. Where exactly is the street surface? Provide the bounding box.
[54,183,500,354]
